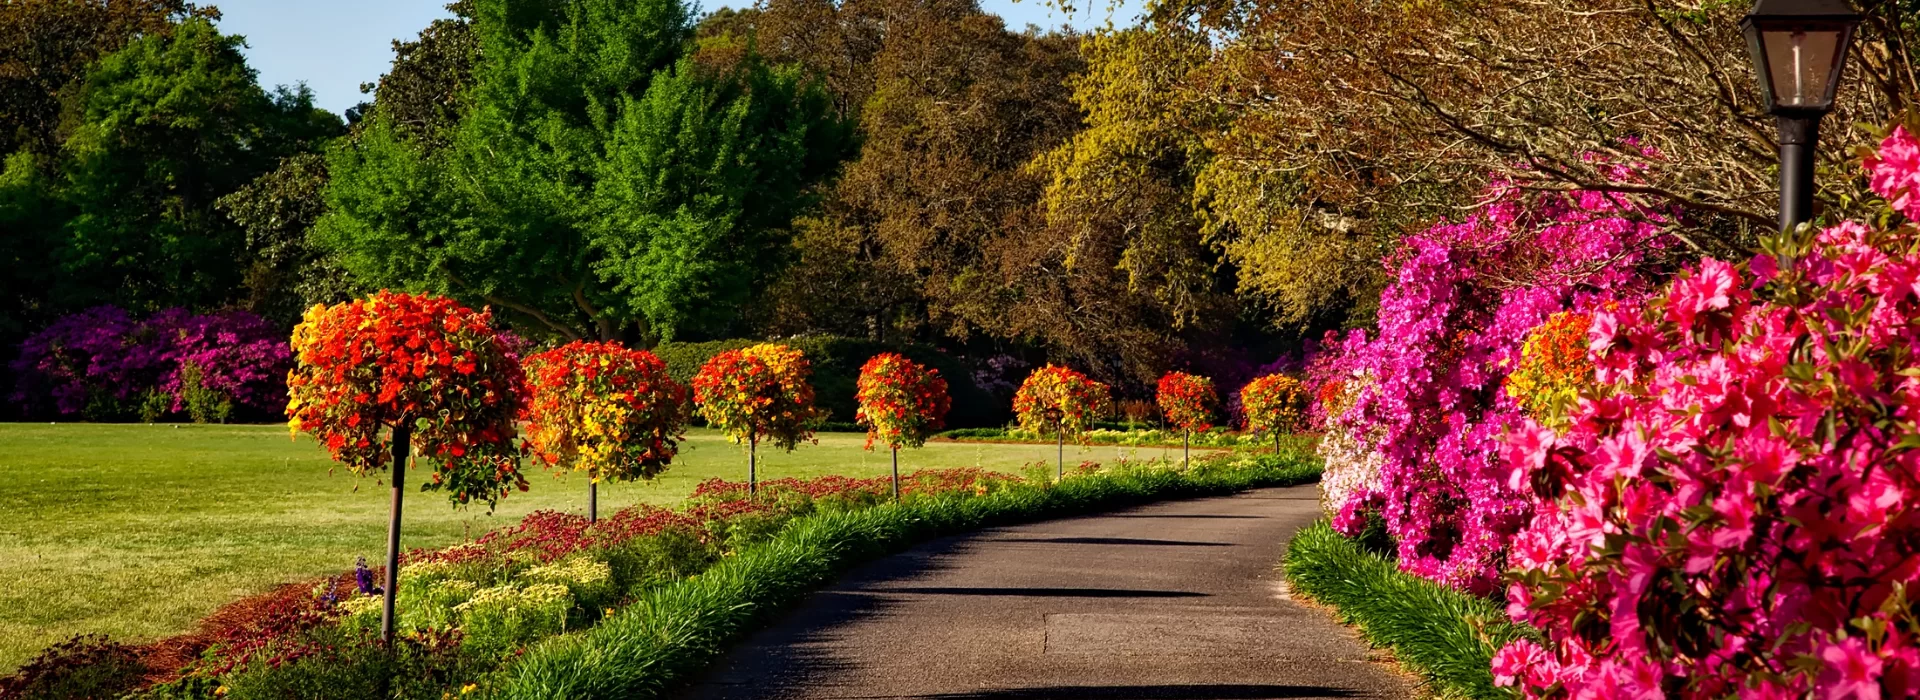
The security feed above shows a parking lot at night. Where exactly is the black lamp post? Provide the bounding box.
[1740,0,1862,231]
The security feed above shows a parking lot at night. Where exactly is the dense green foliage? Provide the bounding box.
[0,8,341,341]
[494,453,1321,699]
[1283,521,1535,699]
[315,0,854,343]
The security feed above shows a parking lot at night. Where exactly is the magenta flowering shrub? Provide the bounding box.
[9,307,155,417]
[1495,129,1920,698]
[155,309,294,415]
[1866,125,1920,221]
[10,307,291,419]
[1318,174,1667,593]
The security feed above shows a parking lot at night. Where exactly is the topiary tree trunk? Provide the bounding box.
[381,423,409,644]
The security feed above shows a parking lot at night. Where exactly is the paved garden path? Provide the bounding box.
[679,485,1411,700]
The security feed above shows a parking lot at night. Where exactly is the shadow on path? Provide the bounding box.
[841,684,1364,699]
[887,586,1209,598]
[995,536,1232,546]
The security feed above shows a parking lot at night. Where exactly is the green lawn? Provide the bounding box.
[0,423,1156,672]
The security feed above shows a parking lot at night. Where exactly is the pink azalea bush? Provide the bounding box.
[1318,174,1667,593]
[10,307,291,419]
[1496,125,1920,697]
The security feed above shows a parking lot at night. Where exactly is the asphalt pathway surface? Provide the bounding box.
[679,484,1410,700]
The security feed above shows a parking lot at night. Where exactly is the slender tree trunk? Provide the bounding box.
[749,432,758,497]
[588,480,598,523]
[1274,432,1281,455]
[1056,427,1065,482]
[1184,430,1190,470]
[891,447,900,501]
[381,423,409,644]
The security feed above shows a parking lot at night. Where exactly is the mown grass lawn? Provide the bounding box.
[0,423,1149,671]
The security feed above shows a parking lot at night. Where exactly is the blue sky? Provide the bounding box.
[212,0,1142,116]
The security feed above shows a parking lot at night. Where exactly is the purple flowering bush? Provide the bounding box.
[10,307,292,421]
[1316,171,1669,593]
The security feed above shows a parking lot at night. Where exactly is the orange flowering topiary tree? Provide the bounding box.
[285,291,527,641]
[1240,374,1308,454]
[692,343,823,494]
[522,341,690,521]
[1156,371,1217,468]
[1013,364,1112,479]
[1502,310,1597,430]
[855,353,951,499]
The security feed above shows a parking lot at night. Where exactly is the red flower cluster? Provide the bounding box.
[855,353,951,450]
[285,291,528,506]
[691,344,822,451]
[1156,371,1217,433]
[522,341,690,482]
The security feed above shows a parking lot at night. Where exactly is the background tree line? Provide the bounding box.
[5,0,1917,407]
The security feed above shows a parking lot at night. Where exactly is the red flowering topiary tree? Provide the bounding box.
[1240,374,1307,454]
[692,343,823,495]
[855,353,951,499]
[1013,364,1112,480]
[285,291,527,641]
[522,341,690,522]
[1156,371,1217,468]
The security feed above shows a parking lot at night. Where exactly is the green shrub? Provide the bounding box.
[707,510,795,550]
[455,583,574,658]
[1282,521,1536,699]
[0,634,148,700]
[603,526,719,597]
[178,362,232,424]
[139,390,171,424]
[653,336,1004,427]
[523,558,618,614]
[215,626,471,700]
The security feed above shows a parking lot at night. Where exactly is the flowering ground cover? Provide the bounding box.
[0,424,1069,673]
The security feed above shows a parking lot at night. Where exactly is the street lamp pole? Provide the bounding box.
[1739,0,1861,231]
[1775,114,1819,231]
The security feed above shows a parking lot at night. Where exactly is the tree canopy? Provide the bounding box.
[315,0,854,343]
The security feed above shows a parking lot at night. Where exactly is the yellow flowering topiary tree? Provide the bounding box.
[691,343,823,494]
[1013,364,1112,480]
[522,341,690,521]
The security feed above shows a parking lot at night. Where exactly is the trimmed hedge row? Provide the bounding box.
[492,454,1323,699]
[653,336,1005,428]
[1282,521,1536,699]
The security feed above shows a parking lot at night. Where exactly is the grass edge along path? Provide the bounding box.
[491,456,1322,700]
[1281,521,1537,700]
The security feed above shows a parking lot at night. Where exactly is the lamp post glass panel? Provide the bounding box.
[1740,0,1861,231]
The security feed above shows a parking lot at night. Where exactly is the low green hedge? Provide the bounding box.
[1282,521,1537,699]
[492,454,1322,699]
[653,336,1005,427]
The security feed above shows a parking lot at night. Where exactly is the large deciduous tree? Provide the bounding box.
[1163,0,1918,324]
[52,18,343,314]
[315,0,853,344]
[0,0,215,160]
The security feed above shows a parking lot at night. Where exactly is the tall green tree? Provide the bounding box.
[0,0,214,160]
[316,0,852,343]
[54,19,343,312]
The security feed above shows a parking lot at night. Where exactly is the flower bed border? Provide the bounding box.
[492,456,1322,699]
[1282,521,1535,700]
